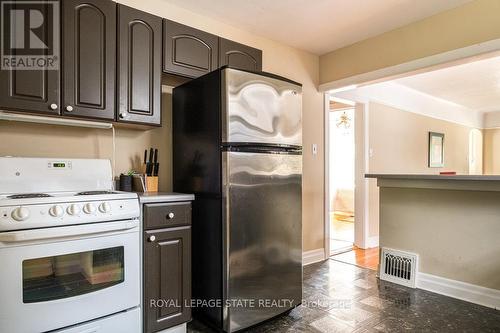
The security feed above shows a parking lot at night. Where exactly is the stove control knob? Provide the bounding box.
[99,202,111,213]
[49,205,64,218]
[67,204,81,216]
[83,203,96,214]
[11,207,30,221]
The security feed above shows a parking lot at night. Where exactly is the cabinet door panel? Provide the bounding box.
[0,2,59,115]
[219,38,262,72]
[63,0,115,119]
[117,5,161,125]
[163,20,218,78]
[144,226,191,333]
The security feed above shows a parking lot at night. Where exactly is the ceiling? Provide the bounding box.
[163,0,471,55]
[395,56,500,113]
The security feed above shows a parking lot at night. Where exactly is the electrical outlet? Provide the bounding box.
[312,144,318,155]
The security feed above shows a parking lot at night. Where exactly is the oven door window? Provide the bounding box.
[22,246,124,303]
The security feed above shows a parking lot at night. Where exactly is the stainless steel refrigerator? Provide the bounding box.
[173,67,302,332]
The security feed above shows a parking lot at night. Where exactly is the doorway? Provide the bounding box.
[328,104,355,255]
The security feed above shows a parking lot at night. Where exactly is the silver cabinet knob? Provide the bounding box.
[49,103,58,110]
[148,235,156,242]
[65,105,74,112]
[167,212,175,219]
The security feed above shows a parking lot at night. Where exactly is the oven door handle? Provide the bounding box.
[0,219,139,243]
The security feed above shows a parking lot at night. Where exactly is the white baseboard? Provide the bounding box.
[365,236,379,248]
[417,272,500,310]
[303,248,326,266]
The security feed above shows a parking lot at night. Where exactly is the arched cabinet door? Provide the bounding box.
[117,4,162,125]
[63,0,116,120]
[0,2,59,115]
[163,20,218,78]
[219,38,262,72]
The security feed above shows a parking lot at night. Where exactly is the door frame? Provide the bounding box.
[325,102,359,256]
[322,38,500,257]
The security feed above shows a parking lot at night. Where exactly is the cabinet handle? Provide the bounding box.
[49,103,58,110]
[65,105,74,112]
[166,212,175,219]
[148,235,156,242]
[119,112,127,119]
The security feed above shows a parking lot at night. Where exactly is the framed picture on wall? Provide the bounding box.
[428,132,444,168]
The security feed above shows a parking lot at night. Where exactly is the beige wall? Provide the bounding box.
[320,0,500,84]
[483,128,500,174]
[369,102,472,174]
[0,90,174,191]
[0,0,324,251]
[380,186,500,290]
[367,102,474,238]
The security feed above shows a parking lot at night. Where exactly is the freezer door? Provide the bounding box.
[222,68,302,146]
[222,151,302,332]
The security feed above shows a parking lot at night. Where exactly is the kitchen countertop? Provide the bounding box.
[366,174,500,192]
[137,192,195,203]
[366,174,500,181]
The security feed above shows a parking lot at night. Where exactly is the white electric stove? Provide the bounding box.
[0,157,141,333]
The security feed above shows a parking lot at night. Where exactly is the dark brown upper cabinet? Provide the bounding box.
[62,0,116,120]
[0,2,60,115]
[219,38,262,72]
[163,20,218,78]
[117,4,161,125]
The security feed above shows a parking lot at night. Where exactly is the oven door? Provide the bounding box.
[0,219,140,333]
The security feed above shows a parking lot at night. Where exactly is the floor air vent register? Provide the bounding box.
[379,248,418,288]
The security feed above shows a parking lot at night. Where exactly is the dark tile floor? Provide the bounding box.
[188,259,500,332]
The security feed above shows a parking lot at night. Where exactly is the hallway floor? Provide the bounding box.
[330,213,354,253]
[188,260,500,332]
[331,247,380,271]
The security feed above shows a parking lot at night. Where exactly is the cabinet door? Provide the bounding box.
[62,0,115,120]
[144,226,191,333]
[163,20,218,78]
[117,5,161,125]
[0,1,59,115]
[219,38,262,72]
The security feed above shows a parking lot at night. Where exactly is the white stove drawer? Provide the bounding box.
[54,307,140,333]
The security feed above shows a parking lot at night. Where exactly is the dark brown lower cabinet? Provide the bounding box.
[144,224,191,333]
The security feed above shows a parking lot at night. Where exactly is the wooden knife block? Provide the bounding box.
[145,175,158,192]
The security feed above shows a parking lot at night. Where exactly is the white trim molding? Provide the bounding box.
[323,94,331,260]
[365,236,379,249]
[417,272,500,310]
[333,82,483,129]
[303,248,326,266]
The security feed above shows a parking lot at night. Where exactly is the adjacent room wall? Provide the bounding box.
[368,102,472,174]
[366,102,475,239]
[320,0,500,84]
[483,128,500,174]
[0,0,324,252]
